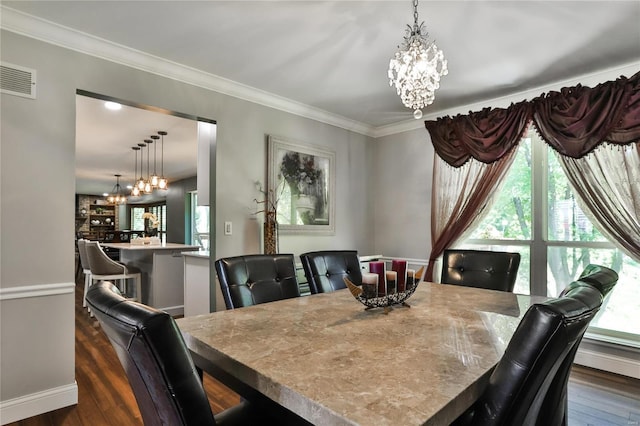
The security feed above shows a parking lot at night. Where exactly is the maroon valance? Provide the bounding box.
[426,71,640,166]
[425,103,531,167]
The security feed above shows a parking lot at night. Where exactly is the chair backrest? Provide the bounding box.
[77,239,91,271]
[214,254,300,309]
[300,250,363,294]
[86,281,216,426]
[85,241,125,276]
[539,264,619,426]
[441,249,521,292]
[460,268,617,426]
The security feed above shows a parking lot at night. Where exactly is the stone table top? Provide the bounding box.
[177,282,547,426]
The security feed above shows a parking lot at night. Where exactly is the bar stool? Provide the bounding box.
[85,241,142,302]
[77,239,93,309]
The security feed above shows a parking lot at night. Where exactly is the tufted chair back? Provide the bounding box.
[215,254,300,309]
[86,281,217,426]
[453,264,617,426]
[300,250,363,294]
[441,249,521,292]
[540,264,619,426]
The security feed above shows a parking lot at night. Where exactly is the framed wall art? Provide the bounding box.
[268,135,335,234]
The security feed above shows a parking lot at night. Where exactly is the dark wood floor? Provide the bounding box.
[7,273,240,426]
[7,272,640,425]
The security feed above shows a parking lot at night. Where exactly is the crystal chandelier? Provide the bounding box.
[388,0,448,119]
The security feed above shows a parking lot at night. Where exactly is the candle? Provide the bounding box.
[392,260,407,292]
[407,269,415,287]
[361,272,378,299]
[369,261,386,296]
[386,270,397,295]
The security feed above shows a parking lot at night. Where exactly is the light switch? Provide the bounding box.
[224,221,232,235]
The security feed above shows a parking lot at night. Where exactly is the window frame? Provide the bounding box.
[462,130,636,345]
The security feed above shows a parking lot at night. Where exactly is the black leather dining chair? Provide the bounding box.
[441,249,521,292]
[215,254,300,309]
[86,281,257,426]
[300,250,363,294]
[542,264,619,426]
[452,264,618,426]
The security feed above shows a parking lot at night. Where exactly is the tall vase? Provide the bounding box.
[263,216,278,254]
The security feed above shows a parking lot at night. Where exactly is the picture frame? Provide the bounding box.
[268,135,335,235]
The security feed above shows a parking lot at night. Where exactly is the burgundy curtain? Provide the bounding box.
[533,72,640,157]
[427,71,640,167]
[425,71,640,281]
[423,104,530,280]
[425,102,531,167]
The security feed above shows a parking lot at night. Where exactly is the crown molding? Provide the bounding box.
[0,6,376,137]
[2,6,638,140]
[373,61,640,138]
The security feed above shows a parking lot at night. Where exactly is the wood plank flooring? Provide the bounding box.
[7,273,640,425]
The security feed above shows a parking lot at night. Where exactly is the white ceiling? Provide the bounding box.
[2,1,639,195]
[75,95,198,196]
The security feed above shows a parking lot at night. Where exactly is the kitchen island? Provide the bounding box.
[102,242,200,316]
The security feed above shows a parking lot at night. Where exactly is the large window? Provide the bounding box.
[462,129,640,342]
[131,203,167,243]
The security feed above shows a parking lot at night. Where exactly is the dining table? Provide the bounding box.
[177,282,548,426]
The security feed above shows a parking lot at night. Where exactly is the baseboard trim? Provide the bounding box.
[0,282,75,301]
[575,346,640,379]
[0,382,78,425]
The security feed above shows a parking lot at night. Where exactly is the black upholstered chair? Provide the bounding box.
[542,264,619,426]
[215,254,300,309]
[441,249,521,292]
[85,281,257,426]
[300,250,363,294]
[453,264,618,426]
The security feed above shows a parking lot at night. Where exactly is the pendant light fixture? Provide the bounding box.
[131,146,141,197]
[388,0,447,119]
[143,139,153,194]
[106,174,126,204]
[157,131,168,190]
[136,143,146,191]
[150,134,160,187]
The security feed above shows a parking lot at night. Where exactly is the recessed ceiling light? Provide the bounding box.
[102,192,109,197]
[104,101,122,111]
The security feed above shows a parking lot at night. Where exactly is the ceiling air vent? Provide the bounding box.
[1,62,36,99]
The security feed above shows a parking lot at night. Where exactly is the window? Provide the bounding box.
[130,203,167,243]
[189,192,210,249]
[463,129,640,343]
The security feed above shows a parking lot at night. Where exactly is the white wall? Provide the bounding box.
[370,128,434,259]
[0,30,374,422]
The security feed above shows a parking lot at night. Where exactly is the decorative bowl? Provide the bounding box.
[344,266,424,313]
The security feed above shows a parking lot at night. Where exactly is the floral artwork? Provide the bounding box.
[268,136,335,235]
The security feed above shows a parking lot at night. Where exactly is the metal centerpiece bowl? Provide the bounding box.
[343,266,424,313]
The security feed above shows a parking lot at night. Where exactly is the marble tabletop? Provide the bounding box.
[177,283,547,426]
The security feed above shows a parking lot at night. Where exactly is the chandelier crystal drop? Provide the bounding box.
[388,0,448,119]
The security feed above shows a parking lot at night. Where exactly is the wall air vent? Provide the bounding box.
[1,62,37,99]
